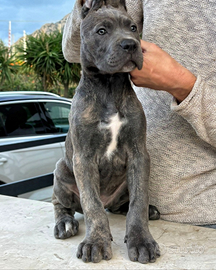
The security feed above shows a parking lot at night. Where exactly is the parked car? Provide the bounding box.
[0,91,71,201]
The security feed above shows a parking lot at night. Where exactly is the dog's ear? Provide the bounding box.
[119,0,127,10]
[81,0,127,18]
[81,0,104,18]
[105,0,127,11]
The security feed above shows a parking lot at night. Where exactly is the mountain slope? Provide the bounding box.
[31,14,69,37]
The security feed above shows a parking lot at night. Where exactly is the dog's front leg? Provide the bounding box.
[73,155,113,263]
[124,152,160,264]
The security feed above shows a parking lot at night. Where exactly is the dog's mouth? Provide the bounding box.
[120,60,140,73]
[132,57,143,70]
[105,53,143,73]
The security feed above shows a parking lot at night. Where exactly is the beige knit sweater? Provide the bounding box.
[62,0,216,225]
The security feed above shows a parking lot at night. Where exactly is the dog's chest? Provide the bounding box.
[99,112,126,159]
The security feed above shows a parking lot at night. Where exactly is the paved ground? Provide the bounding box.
[1,195,216,269]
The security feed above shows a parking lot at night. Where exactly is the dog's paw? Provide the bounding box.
[149,205,160,220]
[76,236,113,263]
[54,216,79,239]
[124,233,160,264]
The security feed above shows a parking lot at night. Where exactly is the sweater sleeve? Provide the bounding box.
[171,75,216,148]
[62,0,83,63]
[62,0,143,63]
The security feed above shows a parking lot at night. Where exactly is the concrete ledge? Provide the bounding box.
[0,195,215,269]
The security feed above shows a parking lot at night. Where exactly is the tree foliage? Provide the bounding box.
[16,31,81,97]
[0,41,19,87]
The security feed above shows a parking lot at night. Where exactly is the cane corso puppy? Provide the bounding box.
[52,0,160,264]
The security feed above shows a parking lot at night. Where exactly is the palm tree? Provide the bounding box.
[0,41,19,87]
[58,60,81,97]
[16,31,81,96]
[16,32,62,92]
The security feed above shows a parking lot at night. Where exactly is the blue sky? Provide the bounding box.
[0,0,76,46]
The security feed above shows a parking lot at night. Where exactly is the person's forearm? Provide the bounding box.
[172,76,216,148]
[167,65,196,102]
[130,40,196,102]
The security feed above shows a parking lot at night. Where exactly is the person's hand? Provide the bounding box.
[130,40,197,102]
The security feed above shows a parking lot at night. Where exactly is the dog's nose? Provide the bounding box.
[120,39,137,53]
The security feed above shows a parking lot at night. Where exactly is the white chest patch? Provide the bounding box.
[99,113,124,159]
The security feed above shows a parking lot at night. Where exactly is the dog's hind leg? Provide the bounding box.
[52,158,81,239]
[108,203,160,220]
[52,194,79,239]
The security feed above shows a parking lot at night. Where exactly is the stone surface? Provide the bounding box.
[0,195,216,269]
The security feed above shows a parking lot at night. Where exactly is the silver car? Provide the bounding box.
[0,91,71,201]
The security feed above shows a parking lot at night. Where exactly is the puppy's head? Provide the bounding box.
[80,0,143,74]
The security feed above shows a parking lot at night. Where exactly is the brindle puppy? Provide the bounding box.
[52,0,160,264]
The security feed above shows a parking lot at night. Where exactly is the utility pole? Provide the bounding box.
[8,21,11,57]
[23,30,27,61]
[12,34,15,55]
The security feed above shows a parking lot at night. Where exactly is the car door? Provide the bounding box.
[0,136,66,184]
[0,101,69,184]
[39,100,71,155]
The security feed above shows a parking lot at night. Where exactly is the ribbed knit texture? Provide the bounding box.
[62,0,216,225]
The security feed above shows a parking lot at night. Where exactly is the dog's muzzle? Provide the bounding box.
[120,39,138,53]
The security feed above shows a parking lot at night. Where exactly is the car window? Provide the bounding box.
[0,103,46,137]
[42,102,70,133]
[0,110,7,137]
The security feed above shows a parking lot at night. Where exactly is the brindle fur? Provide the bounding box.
[52,0,160,264]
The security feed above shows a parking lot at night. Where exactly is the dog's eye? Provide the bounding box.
[131,25,137,32]
[97,28,107,35]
